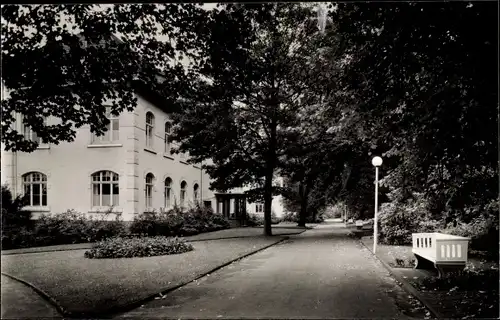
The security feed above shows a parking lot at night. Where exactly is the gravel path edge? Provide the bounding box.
[358,239,443,319]
[1,272,66,317]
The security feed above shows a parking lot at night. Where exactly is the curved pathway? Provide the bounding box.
[118,221,423,319]
[1,275,62,319]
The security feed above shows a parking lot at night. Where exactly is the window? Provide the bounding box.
[22,172,47,206]
[22,118,44,144]
[91,171,119,206]
[164,177,172,208]
[180,181,187,206]
[145,173,154,208]
[92,106,119,143]
[256,203,264,213]
[164,122,172,154]
[146,112,155,148]
[193,184,199,203]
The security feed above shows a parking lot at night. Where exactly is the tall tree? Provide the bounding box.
[325,2,498,222]
[1,4,205,152]
[169,3,327,235]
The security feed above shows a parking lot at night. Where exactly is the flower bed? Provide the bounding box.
[84,236,194,259]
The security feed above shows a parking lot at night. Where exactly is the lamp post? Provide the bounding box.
[371,156,383,254]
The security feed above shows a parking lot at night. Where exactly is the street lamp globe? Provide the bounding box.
[372,156,383,167]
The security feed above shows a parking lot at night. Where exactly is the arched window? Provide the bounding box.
[164,177,172,208]
[91,171,119,206]
[193,183,199,203]
[22,172,48,206]
[146,112,155,148]
[180,181,187,206]
[164,122,172,154]
[145,173,155,208]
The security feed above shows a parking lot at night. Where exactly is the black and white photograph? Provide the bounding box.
[1,2,498,319]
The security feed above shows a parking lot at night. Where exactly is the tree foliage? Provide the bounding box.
[315,2,498,223]
[1,4,204,152]
[169,3,327,235]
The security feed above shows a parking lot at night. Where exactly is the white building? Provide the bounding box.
[230,178,286,218]
[1,90,285,223]
[1,85,215,221]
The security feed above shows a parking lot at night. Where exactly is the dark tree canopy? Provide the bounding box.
[1,4,205,152]
[168,3,328,235]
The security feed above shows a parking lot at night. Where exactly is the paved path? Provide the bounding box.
[118,221,418,319]
[1,275,62,319]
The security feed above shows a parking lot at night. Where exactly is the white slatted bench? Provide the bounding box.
[355,220,373,230]
[412,232,470,278]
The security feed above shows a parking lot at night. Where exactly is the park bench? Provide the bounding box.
[412,232,470,278]
[355,220,374,230]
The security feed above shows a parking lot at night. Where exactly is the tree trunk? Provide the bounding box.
[263,116,277,236]
[312,208,317,222]
[263,168,273,236]
[297,182,309,227]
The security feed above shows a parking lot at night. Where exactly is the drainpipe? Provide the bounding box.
[200,160,203,203]
[12,151,18,196]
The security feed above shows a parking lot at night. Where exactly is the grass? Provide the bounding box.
[1,227,307,255]
[1,236,285,317]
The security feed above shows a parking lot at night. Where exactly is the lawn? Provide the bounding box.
[1,236,286,317]
[360,236,499,319]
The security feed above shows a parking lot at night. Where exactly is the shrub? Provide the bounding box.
[129,205,230,237]
[246,214,264,226]
[271,210,281,224]
[379,193,436,245]
[1,185,32,228]
[84,236,194,259]
[34,209,126,245]
[2,208,126,250]
[306,214,325,223]
[282,212,297,222]
[439,215,499,253]
[208,213,230,229]
[1,185,34,250]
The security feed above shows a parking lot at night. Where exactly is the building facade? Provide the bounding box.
[228,177,286,218]
[1,92,214,221]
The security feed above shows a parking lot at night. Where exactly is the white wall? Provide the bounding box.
[231,177,286,218]
[134,95,213,214]
[0,93,214,221]
[1,112,131,219]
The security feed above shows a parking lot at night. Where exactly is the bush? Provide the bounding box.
[1,185,34,250]
[271,210,281,224]
[246,214,264,226]
[439,215,499,254]
[2,208,126,250]
[306,214,325,223]
[282,212,297,222]
[1,185,32,228]
[84,236,194,259]
[379,194,440,245]
[34,209,126,245]
[129,205,230,237]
